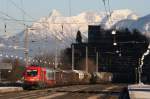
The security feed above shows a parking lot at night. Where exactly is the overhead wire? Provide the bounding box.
[0,0,33,35]
[107,0,112,17]
[1,1,58,61]
[0,0,116,45]
[8,0,35,20]
[102,0,109,18]
[4,0,7,34]
[0,16,104,24]
[107,0,114,25]
[0,0,71,49]
[102,0,112,28]
[0,0,29,62]
[0,13,28,34]
[69,0,71,17]
[21,0,26,28]
[0,1,116,27]
[0,15,71,47]
[68,0,75,42]
[0,10,28,27]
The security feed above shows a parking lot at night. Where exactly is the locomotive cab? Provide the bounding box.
[23,66,56,89]
[23,66,43,89]
[25,69,39,82]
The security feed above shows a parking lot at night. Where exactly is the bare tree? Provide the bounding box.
[59,48,72,70]
[32,53,55,68]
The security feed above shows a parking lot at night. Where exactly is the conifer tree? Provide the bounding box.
[76,30,82,43]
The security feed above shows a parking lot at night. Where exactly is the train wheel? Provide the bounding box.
[38,82,45,89]
[23,84,29,90]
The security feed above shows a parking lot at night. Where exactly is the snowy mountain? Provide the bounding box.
[1,9,150,58]
[130,14,150,37]
[114,14,150,38]
[29,9,138,45]
[102,9,138,29]
[30,9,103,44]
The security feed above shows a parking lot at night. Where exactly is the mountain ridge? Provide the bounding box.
[0,9,150,58]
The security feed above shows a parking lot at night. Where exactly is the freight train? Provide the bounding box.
[23,65,113,89]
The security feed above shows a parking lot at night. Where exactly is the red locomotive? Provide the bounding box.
[23,66,56,89]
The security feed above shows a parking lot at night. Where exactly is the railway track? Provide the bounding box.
[0,84,126,99]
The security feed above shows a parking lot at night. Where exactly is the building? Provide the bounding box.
[70,25,149,83]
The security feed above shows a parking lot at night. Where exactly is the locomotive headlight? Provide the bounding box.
[30,78,39,81]
[24,77,39,81]
[35,78,39,81]
[30,78,34,81]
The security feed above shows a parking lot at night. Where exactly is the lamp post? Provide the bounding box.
[112,30,117,46]
[71,44,74,70]
[96,51,99,72]
[86,46,88,72]
[24,27,35,67]
[24,28,29,67]
[55,43,58,69]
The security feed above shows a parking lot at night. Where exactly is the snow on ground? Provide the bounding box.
[0,87,23,93]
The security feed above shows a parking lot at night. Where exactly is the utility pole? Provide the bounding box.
[86,46,88,72]
[24,28,29,67]
[55,44,58,69]
[96,52,99,72]
[72,44,74,70]
[0,70,1,82]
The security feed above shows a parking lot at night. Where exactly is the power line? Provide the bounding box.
[102,0,109,18]
[0,11,119,25]
[107,0,112,17]
[0,16,103,24]
[0,10,28,27]
[107,0,113,24]
[0,13,83,47]
[20,0,26,29]
[101,0,113,27]
[69,0,72,16]
[8,0,35,20]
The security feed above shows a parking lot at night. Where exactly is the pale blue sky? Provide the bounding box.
[0,0,150,18]
[0,0,150,34]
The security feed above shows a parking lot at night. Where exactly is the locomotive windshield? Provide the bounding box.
[26,69,38,76]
